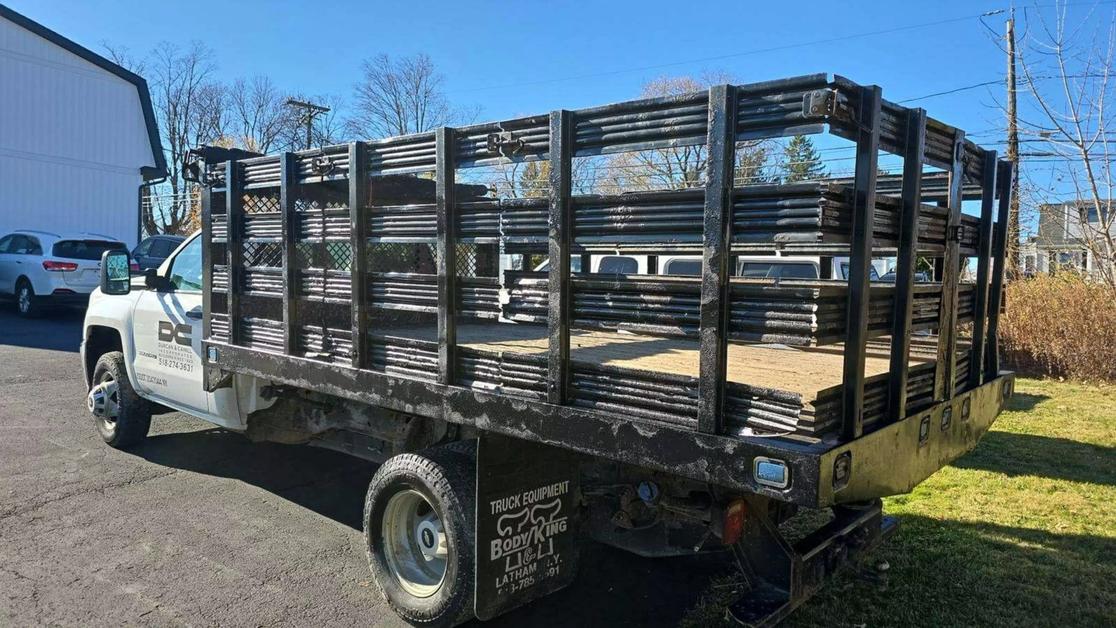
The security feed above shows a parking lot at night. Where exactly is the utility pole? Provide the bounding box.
[285,99,330,150]
[1005,11,1021,278]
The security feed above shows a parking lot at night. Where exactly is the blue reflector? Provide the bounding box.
[753,457,789,489]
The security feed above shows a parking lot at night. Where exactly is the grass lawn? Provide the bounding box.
[686,378,1116,627]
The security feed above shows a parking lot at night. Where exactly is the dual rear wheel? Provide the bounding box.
[364,442,477,627]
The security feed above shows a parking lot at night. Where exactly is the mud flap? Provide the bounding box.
[474,434,580,621]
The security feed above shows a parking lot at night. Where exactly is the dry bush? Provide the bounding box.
[1000,274,1116,382]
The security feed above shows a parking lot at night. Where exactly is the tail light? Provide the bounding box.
[721,498,748,545]
[42,260,79,272]
[130,261,140,272]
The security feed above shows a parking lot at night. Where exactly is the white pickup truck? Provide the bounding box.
[82,233,260,447]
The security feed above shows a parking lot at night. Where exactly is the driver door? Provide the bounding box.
[131,235,210,415]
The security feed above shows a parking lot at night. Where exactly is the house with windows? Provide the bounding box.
[1021,200,1113,277]
[0,4,165,247]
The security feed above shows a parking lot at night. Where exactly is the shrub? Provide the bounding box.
[999,273,1116,382]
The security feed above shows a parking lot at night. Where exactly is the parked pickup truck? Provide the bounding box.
[82,73,1015,627]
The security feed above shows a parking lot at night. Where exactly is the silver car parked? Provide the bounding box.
[0,230,130,317]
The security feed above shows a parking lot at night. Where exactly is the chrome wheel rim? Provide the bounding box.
[88,373,120,431]
[17,287,30,313]
[382,489,448,598]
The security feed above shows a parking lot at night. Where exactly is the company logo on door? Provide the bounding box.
[488,481,570,592]
[158,321,192,346]
[156,320,195,372]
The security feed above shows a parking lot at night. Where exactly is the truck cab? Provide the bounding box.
[81,233,251,436]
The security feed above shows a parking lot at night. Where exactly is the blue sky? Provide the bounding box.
[7,0,1112,208]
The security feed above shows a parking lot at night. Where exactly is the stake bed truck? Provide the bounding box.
[82,73,1015,626]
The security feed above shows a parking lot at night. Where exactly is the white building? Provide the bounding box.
[1021,200,1114,277]
[0,5,165,248]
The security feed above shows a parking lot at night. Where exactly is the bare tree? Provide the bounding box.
[347,53,474,139]
[101,41,146,75]
[229,76,293,154]
[142,41,227,234]
[594,75,775,195]
[1017,1,1116,291]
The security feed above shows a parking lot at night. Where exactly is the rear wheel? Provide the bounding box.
[88,351,151,448]
[365,442,477,627]
[15,279,39,318]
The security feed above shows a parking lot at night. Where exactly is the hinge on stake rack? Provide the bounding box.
[948,225,963,242]
[802,89,851,122]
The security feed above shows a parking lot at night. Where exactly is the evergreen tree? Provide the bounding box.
[782,135,825,183]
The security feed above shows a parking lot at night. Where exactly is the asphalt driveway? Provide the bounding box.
[0,306,722,627]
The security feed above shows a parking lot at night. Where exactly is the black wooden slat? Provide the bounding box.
[349,142,369,369]
[280,152,297,355]
[887,107,926,422]
[436,129,457,385]
[201,173,214,344]
[226,160,244,346]
[968,149,998,387]
[697,84,737,434]
[547,111,574,404]
[986,160,1015,379]
[841,84,882,441]
[934,130,966,400]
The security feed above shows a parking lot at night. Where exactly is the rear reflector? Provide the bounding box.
[42,260,79,271]
[722,499,748,545]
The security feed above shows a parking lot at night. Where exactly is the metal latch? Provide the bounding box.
[948,225,963,242]
[486,131,525,157]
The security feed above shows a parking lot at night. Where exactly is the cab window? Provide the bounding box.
[149,239,177,258]
[663,259,702,276]
[739,262,819,280]
[597,255,638,274]
[168,237,203,292]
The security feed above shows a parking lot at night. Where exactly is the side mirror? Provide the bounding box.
[100,250,131,296]
[144,267,170,291]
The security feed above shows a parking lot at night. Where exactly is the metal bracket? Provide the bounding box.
[802,89,850,121]
[311,154,335,175]
[486,131,525,157]
[948,224,963,242]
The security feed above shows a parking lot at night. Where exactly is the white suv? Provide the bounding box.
[0,230,130,317]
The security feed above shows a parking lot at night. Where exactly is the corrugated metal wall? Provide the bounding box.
[0,15,155,247]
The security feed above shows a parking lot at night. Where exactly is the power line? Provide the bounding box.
[898,81,1001,103]
[450,11,1004,94]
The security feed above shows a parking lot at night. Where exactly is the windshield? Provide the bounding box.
[52,240,126,260]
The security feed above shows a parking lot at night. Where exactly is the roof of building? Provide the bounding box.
[0,3,167,179]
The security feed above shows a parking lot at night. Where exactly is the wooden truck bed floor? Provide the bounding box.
[377,322,925,403]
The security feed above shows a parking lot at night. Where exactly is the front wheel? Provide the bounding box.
[364,442,477,627]
[88,351,151,448]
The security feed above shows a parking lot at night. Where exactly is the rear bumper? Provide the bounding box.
[818,373,1015,504]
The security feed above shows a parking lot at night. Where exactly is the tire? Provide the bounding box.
[15,279,40,318]
[364,441,477,627]
[89,351,151,449]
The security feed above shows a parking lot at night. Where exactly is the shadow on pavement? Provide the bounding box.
[0,306,84,352]
[135,428,728,627]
